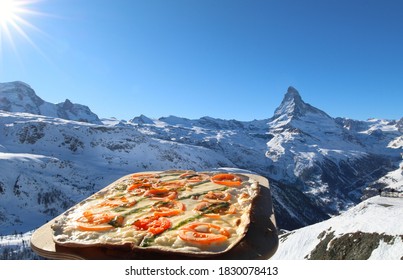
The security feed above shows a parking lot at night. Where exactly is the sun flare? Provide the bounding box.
[0,0,20,26]
[0,0,48,63]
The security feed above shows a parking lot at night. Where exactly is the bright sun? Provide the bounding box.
[0,0,20,26]
[0,0,46,58]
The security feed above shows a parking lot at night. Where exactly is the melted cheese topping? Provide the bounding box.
[52,171,259,255]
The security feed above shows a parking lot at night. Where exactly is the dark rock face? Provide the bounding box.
[18,124,46,145]
[271,180,331,230]
[307,231,402,260]
[320,154,396,204]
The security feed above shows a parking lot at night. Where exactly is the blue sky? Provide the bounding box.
[1,0,402,121]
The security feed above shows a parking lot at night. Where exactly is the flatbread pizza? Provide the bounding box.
[51,170,260,257]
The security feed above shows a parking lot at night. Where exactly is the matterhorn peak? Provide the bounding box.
[283,86,304,106]
[286,86,300,96]
[273,87,329,120]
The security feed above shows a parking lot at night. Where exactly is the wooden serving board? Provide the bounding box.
[30,171,278,260]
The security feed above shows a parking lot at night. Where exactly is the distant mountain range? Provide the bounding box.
[0,81,401,259]
[0,81,101,124]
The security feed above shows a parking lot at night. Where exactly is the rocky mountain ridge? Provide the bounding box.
[272,194,403,260]
[0,81,402,259]
[0,81,101,124]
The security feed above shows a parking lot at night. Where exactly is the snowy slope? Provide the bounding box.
[0,231,41,260]
[1,83,400,233]
[0,82,402,260]
[377,161,403,193]
[0,111,234,235]
[264,87,401,219]
[271,195,403,260]
[0,81,101,124]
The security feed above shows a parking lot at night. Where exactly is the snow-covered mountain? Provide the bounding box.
[0,81,401,259]
[272,156,403,260]
[271,194,403,260]
[264,87,402,229]
[0,81,101,124]
[0,111,233,235]
[125,86,402,229]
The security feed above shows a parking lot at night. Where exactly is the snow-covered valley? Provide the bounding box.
[0,81,401,259]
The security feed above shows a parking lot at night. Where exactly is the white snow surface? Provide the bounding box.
[0,81,101,124]
[271,195,403,260]
[374,160,403,192]
[0,82,402,259]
